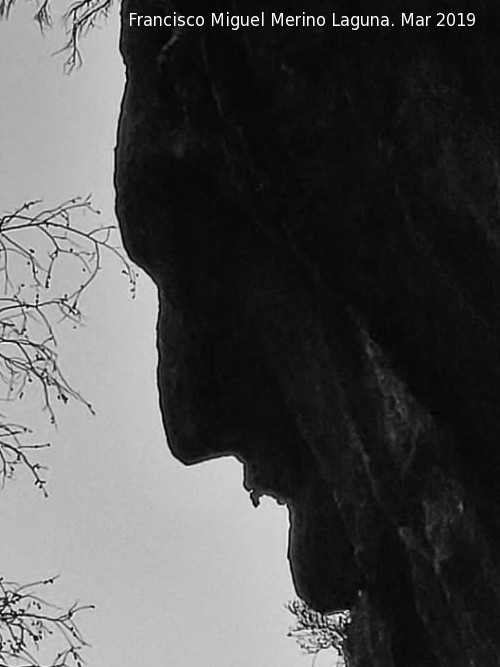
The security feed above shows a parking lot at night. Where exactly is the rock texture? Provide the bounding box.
[115,2,500,664]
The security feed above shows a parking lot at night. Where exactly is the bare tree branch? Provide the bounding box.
[0,196,137,494]
[0,196,129,664]
[0,0,115,71]
[0,577,94,667]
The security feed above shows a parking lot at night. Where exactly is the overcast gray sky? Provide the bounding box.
[0,5,329,666]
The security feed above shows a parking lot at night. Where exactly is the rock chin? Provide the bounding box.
[115,2,500,664]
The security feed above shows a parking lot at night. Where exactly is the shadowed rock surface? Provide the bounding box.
[115,2,500,664]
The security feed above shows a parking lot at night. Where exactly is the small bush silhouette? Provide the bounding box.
[287,599,351,666]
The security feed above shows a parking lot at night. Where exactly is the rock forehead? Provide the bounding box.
[115,2,500,664]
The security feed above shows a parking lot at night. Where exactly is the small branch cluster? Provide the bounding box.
[0,421,50,496]
[0,196,136,493]
[0,0,114,71]
[286,599,350,665]
[59,0,115,72]
[0,576,94,667]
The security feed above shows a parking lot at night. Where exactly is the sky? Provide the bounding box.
[0,5,339,666]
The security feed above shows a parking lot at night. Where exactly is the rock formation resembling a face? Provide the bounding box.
[115,2,500,664]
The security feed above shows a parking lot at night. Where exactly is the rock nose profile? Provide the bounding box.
[114,1,500,664]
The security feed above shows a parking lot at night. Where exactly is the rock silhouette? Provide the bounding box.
[115,2,500,664]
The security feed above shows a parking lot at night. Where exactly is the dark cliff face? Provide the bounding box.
[115,2,500,664]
